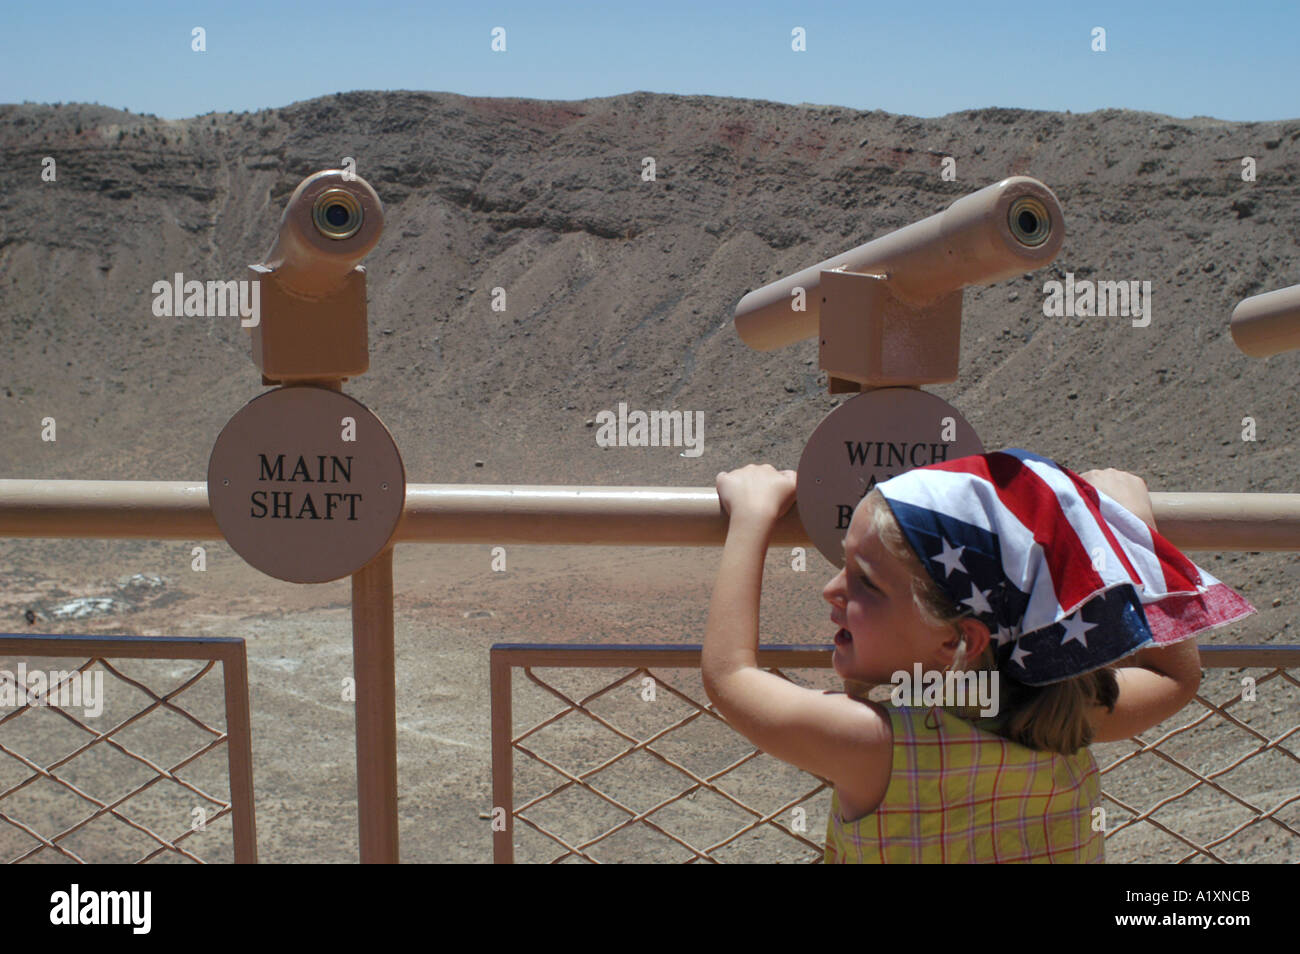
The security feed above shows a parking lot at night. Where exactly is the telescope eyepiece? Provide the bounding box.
[1008,196,1050,248]
[312,188,364,240]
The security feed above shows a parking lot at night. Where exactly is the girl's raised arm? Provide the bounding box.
[1077,466,1204,741]
[702,465,891,790]
[1088,639,1203,743]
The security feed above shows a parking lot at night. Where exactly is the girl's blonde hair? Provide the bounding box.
[860,489,1118,756]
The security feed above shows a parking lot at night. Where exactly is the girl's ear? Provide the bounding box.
[955,616,992,661]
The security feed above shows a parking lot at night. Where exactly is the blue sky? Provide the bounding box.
[2,0,1296,121]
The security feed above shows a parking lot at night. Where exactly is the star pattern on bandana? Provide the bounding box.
[927,536,1004,625]
[931,538,967,578]
[923,534,1030,670]
[1059,609,1097,648]
[961,584,993,616]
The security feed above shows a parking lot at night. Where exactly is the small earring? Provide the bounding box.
[944,637,966,675]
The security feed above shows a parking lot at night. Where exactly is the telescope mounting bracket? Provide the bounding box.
[818,269,963,394]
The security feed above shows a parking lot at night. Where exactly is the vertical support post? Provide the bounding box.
[490,648,514,863]
[351,546,399,863]
[222,643,259,864]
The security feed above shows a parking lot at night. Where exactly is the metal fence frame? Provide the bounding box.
[0,633,257,863]
[490,642,1300,863]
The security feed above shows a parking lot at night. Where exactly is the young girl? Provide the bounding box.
[702,447,1256,863]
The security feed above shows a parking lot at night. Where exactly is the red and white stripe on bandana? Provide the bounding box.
[874,448,1257,685]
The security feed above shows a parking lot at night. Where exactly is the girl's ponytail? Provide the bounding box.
[998,668,1119,756]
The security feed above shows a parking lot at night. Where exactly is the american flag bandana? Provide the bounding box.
[873,447,1257,686]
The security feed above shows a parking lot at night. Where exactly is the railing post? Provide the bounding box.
[350,546,399,863]
[221,642,259,864]
[490,647,514,863]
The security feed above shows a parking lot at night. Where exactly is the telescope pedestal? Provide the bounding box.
[818,269,963,391]
[248,263,370,386]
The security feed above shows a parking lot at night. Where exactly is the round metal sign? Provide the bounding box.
[797,387,982,568]
[207,386,406,583]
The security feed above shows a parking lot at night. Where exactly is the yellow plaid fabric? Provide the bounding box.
[824,704,1104,863]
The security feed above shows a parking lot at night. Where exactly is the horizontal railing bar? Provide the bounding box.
[0,480,216,540]
[0,633,244,661]
[3,480,1300,550]
[489,643,1299,669]
[490,643,834,668]
[1190,646,1300,668]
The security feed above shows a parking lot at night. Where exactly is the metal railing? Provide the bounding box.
[5,478,1299,862]
[6,480,1300,550]
[490,643,1300,863]
[0,633,256,863]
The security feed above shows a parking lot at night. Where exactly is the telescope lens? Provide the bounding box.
[312,189,364,240]
[1007,196,1050,247]
[325,204,350,228]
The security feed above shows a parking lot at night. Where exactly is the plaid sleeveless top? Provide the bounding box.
[824,704,1104,863]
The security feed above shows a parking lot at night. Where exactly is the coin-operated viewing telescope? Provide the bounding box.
[248,169,386,386]
[210,168,404,586]
[733,176,1066,566]
[1231,283,1300,358]
[735,175,1063,391]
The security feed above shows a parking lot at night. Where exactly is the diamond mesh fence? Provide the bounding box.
[491,644,1298,863]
